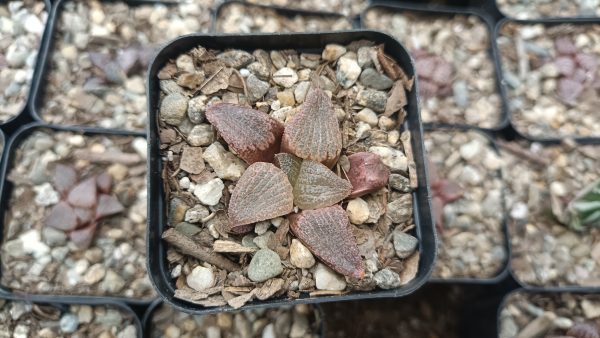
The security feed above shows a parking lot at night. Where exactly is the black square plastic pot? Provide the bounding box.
[494,17,600,143]
[0,122,153,307]
[0,0,51,133]
[146,30,436,314]
[142,298,325,338]
[0,293,143,338]
[360,2,510,132]
[424,126,511,284]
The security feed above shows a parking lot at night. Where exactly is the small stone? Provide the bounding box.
[193,178,224,206]
[185,204,210,223]
[180,146,205,175]
[83,263,106,284]
[581,299,600,319]
[42,226,67,246]
[290,239,315,269]
[165,325,181,338]
[202,142,247,181]
[387,194,413,224]
[188,124,214,147]
[336,57,361,88]
[262,323,276,338]
[277,91,295,107]
[290,313,309,338]
[453,80,469,108]
[389,174,411,192]
[186,266,216,291]
[132,137,147,160]
[322,44,346,61]
[294,81,310,103]
[248,62,270,80]
[34,183,60,207]
[459,140,482,161]
[314,263,346,291]
[176,54,196,73]
[100,270,126,293]
[187,95,208,124]
[346,198,370,225]
[168,198,190,225]
[253,231,275,249]
[77,305,93,324]
[247,74,270,102]
[393,230,418,258]
[356,89,387,113]
[10,302,30,320]
[247,249,283,282]
[161,93,188,126]
[378,116,395,131]
[359,68,393,90]
[175,222,202,237]
[60,313,79,333]
[242,235,258,248]
[117,325,137,338]
[254,221,270,235]
[13,324,28,338]
[355,108,378,127]
[369,146,408,173]
[218,50,254,69]
[273,67,298,88]
[373,269,401,289]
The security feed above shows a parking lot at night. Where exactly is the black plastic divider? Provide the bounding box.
[29,0,209,133]
[361,2,511,133]
[493,17,600,143]
[0,292,143,338]
[423,125,511,284]
[0,0,51,134]
[146,30,436,314]
[142,298,325,338]
[213,0,355,32]
[0,122,153,309]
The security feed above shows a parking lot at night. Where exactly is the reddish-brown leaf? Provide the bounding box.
[96,172,113,194]
[69,222,98,249]
[555,56,576,77]
[575,52,598,73]
[555,36,577,55]
[289,205,364,278]
[281,87,342,168]
[384,81,407,117]
[53,164,77,195]
[437,180,464,204]
[566,322,600,338]
[293,159,352,210]
[206,103,284,164]
[74,207,94,227]
[96,194,125,219]
[557,77,584,103]
[45,201,78,231]
[228,162,294,231]
[67,177,98,209]
[346,152,390,198]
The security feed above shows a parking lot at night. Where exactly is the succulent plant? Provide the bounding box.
[565,179,600,231]
[552,36,599,105]
[44,164,124,249]
[413,50,455,100]
[428,161,464,231]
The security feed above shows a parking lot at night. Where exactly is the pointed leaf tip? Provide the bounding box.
[206,103,284,164]
[228,162,294,232]
[289,205,364,279]
[281,87,342,168]
[294,159,352,210]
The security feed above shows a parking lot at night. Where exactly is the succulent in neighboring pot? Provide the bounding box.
[44,164,124,249]
[553,36,599,104]
[428,161,464,231]
[413,50,455,100]
[563,179,600,231]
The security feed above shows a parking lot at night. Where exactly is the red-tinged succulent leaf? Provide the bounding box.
[96,172,113,194]
[206,103,284,164]
[346,152,390,198]
[67,177,98,208]
[431,59,454,85]
[281,87,342,168]
[575,53,598,73]
[557,77,584,103]
[45,201,78,231]
[96,194,125,219]
[555,56,576,77]
[53,164,77,195]
[69,223,98,249]
[228,162,294,231]
[294,159,352,210]
[418,80,439,100]
[555,37,577,55]
[437,180,464,204]
[415,55,437,79]
[289,205,364,278]
[274,153,302,187]
[74,207,94,227]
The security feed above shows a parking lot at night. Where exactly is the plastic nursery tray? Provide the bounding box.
[424,125,510,284]
[1,0,51,132]
[146,30,436,314]
[28,0,188,133]
[360,2,511,132]
[494,17,600,143]
[212,0,355,33]
[0,122,151,307]
[142,298,325,338]
[0,292,143,338]
[493,0,600,20]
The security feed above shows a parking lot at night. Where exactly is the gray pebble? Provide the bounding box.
[452,80,469,108]
[389,174,412,193]
[218,50,254,69]
[356,89,387,113]
[247,74,270,102]
[373,269,401,289]
[386,194,413,224]
[160,93,188,126]
[247,249,283,282]
[359,68,394,90]
[187,124,214,147]
[42,226,67,246]
[393,230,418,258]
[187,95,207,124]
[175,222,202,237]
[60,313,79,333]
